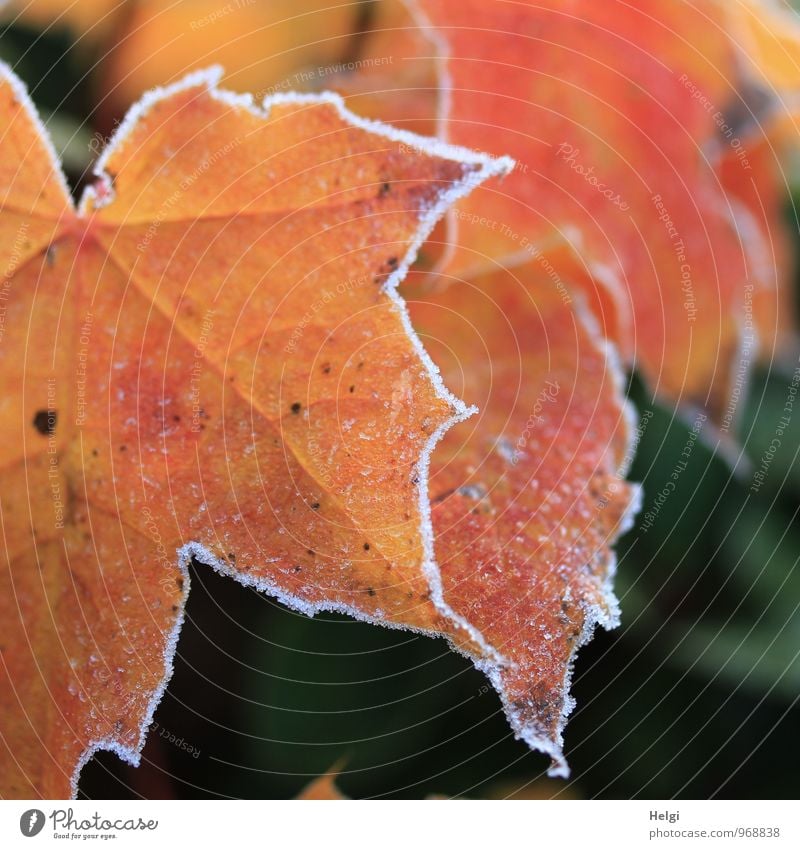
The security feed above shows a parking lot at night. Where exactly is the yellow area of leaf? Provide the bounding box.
[719,0,800,93]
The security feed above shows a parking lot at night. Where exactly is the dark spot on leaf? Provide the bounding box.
[378,181,390,197]
[311,502,320,510]
[45,245,56,267]
[291,402,302,414]
[321,363,331,374]
[306,549,315,557]
[173,414,181,422]
[363,542,370,551]
[32,409,56,436]
[349,385,355,393]
[367,587,376,597]
[119,445,127,452]
[91,448,98,458]
[227,552,236,564]
[386,256,398,269]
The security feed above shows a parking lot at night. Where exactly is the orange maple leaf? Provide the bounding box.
[0,62,509,798]
[405,266,639,776]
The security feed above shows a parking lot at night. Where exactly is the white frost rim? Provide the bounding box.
[0,59,74,209]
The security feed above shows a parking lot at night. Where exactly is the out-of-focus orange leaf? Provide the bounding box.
[404,264,639,776]
[413,0,796,421]
[710,1,800,365]
[296,770,348,800]
[0,63,507,798]
[718,0,800,95]
[717,134,794,364]
[99,0,361,125]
